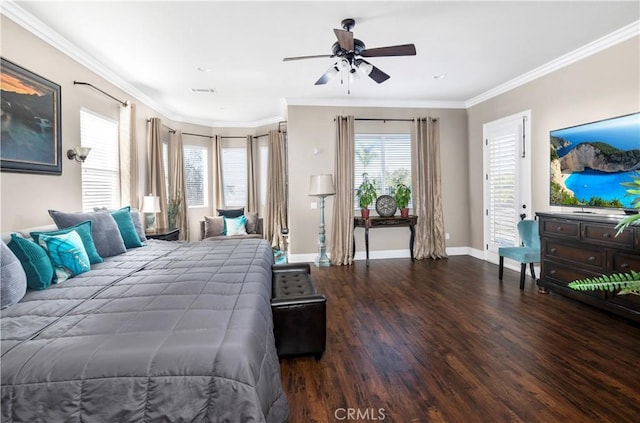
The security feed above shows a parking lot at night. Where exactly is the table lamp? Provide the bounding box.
[142,194,161,231]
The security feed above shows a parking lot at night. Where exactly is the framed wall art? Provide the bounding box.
[1,57,62,175]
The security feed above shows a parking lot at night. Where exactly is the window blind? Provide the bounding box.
[487,134,518,247]
[221,147,247,207]
[354,133,412,208]
[184,145,208,207]
[80,109,120,212]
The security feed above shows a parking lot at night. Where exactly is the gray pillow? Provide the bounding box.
[245,212,259,234]
[49,210,126,258]
[1,241,27,308]
[94,206,147,242]
[217,208,244,218]
[204,216,225,238]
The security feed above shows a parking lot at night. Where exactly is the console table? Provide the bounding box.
[145,227,180,241]
[353,215,418,266]
[536,212,640,323]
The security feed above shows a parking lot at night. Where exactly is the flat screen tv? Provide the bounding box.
[550,112,640,211]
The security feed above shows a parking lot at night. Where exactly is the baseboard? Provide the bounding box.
[289,246,476,264]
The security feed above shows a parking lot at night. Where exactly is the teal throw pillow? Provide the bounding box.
[31,220,103,264]
[7,234,54,290]
[110,207,143,248]
[224,216,248,236]
[38,231,91,283]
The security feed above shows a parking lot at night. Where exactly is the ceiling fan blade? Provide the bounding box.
[283,54,334,62]
[367,65,391,84]
[315,64,339,85]
[333,28,354,51]
[361,44,417,57]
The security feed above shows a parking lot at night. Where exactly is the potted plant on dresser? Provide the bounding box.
[356,173,377,219]
[393,183,411,217]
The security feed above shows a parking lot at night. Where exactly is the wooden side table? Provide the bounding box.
[145,227,180,241]
[353,215,418,266]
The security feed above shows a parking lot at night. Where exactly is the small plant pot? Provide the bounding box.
[361,209,370,219]
[400,208,409,218]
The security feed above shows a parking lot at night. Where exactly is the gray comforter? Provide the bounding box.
[1,239,289,422]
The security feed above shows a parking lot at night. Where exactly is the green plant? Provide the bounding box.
[167,191,182,228]
[392,183,411,209]
[568,271,640,296]
[615,172,640,235]
[356,173,377,209]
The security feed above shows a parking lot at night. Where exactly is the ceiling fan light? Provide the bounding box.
[338,58,350,71]
[357,60,374,75]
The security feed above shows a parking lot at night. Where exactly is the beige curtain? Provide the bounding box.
[119,101,139,208]
[246,135,259,213]
[147,117,168,228]
[170,130,189,241]
[264,129,288,249]
[330,116,355,265]
[212,135,224,208]
[411,117,447,259]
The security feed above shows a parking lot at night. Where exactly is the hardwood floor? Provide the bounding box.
[279,256,640,422]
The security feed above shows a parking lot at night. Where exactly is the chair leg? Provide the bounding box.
[520,263,526,290]
[499,256,504,280]
[529,263,536,280]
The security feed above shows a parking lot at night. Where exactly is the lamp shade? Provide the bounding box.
[142,195,161,213]
[309,174,336,197]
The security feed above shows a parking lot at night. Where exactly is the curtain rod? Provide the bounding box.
[353,117,439,122]
[74,81,126,106]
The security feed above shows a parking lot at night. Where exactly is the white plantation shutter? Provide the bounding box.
[183,145,208,207]
[162,141,169,199]
[221,147,247,207]
[259,140,268,210]
[487,133,518,248]
[354,133,412,208]
[81,109,120,212]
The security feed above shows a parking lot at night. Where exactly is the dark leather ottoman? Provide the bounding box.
[271,263,326,359]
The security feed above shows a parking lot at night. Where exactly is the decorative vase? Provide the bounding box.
[400,208,409,218]
[168,215,177,230]
[361,209,370,219]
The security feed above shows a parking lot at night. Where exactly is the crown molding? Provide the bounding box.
[465,20,640,108]
[285,97,467,110]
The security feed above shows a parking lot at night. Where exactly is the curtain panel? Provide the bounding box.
[330,116,355,265]
[246,136,259,213]
[119,101,139,208]
[147,117,168,228]
[411,117,447,259]
[212,135,224,209]
[170,130,189,241]
[264,130,288,250]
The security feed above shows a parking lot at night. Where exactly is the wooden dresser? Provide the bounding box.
[536,212,640,323]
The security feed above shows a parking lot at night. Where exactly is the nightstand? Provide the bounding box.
[145,227,180,241]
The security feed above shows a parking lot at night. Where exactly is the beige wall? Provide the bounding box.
[466,36,640,251]
[287,105,469,258]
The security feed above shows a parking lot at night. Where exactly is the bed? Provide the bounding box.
[1,238,289,422]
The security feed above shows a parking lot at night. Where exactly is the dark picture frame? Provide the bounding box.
[1,57,62,175]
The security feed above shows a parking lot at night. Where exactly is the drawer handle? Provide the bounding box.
[588,256,596,262]
[550,270,557,275]
[550,248,557,253]
[602,233,612,238]
[556,226,564,232]
[621,263,630,269]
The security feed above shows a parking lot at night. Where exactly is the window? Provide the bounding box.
[80,109,119,212]
[354,133,412,208]
[221,146,247,207]
[258,140,269,210]
[162,141,169,199]
[184,145,208,207]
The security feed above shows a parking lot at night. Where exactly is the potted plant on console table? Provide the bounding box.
[357,173,377,219]
[393,183,411,218]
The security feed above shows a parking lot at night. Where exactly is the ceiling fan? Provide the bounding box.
[283,18,416,86]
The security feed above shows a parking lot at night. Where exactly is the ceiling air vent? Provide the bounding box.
[191,88,216,93]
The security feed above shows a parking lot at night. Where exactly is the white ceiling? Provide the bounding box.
[6,1,640,127]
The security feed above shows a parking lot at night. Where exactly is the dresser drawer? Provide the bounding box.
[582,223,634,249]
[542,261,606,299]
[540,219,580,239]
[542,239,605,271]
[612,252,640,272]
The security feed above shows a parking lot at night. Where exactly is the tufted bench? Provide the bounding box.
[271,263,326,359]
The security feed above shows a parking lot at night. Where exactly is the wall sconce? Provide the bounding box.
[67,146,92,163]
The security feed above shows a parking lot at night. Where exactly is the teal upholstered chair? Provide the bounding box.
[498,220,540,289]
